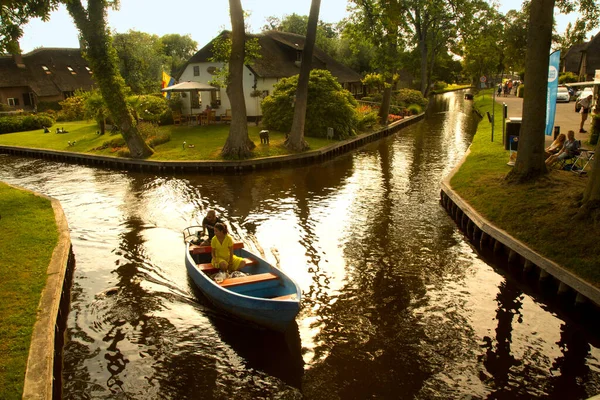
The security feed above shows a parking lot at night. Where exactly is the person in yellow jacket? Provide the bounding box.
[211,223,246,273]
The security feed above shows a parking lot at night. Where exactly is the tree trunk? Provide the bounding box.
[222,0,255,158]
[65,0,153,159]
[286,0,321,152]
[578,138,600,219]
[378,74,393,125]
[419,37,428,96]
[506,0,554,182]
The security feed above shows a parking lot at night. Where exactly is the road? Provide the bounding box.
[495,94,591,146]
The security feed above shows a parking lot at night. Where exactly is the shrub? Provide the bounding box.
[407,104,423,115]
[388,114,403,123]
[117,148,131,157]
[103,137,127,148]
[389,105,404,115]
[0,113,55,134]
[394,89,428,108]
[362,73,384,89]
[58,95,86,121]
[356,104,379,131]
[261,69,359,139]
[37,101,62,112]
[517,85,524,98]
[559,72,578,84]
[129,94,169,124]
[137,121,171,148]
[432,81,448,91]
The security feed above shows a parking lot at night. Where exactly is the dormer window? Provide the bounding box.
[67,66,76,75]
[42,65,51,74]
[85,66,92,74]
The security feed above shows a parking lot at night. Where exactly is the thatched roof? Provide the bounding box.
[581,31,600,77]
[183,30,362,84]
[562,42,587,74]
[0,48,95,97]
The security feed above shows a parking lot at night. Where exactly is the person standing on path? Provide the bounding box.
[578,94,593,133]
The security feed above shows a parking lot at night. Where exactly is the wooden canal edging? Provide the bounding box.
[0,114,424,173]
[440,151,600,309]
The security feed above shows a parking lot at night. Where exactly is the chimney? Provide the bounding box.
[10,37,26,69]
[13,53,26,69]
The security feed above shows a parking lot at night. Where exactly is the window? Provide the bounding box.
[210,88,221,106]
[193,66,200,76]
[23,92,34,107]
[190,91,200,108]
[8,98,19,106]
[67,66,76,75]
[41,65,51,74]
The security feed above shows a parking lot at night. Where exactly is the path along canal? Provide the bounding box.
[1,91,599,399]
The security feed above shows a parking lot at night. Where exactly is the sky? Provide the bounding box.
[18,0,584,54]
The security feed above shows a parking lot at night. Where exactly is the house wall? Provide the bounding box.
[0,86,32,109]
[178,62,278,118]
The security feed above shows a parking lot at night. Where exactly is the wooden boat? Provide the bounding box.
[183,226,301,332]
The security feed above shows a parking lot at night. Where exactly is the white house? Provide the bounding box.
[176,30,363,120]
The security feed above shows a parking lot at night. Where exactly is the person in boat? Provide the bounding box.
[201,209,222,246]
[211,223,246,273]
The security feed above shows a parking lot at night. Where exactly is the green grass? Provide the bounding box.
[451,89,600,287]
[0,183,58,399]
[431,84,473,94]
[0,121,334,161]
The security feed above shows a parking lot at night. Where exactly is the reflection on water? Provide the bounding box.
[1,91,599,399]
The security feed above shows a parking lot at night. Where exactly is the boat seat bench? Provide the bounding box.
[197,257,258,274]
[190,241,244,255]
[219,272,278,288]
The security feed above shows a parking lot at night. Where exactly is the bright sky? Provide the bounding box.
[18,0,584,53]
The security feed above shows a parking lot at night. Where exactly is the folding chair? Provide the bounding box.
[570,149,595,174]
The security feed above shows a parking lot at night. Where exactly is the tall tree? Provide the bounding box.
[502,8,529,74]
[0,0,59,54]
[262,12,337,56]
[160,33,198,76]
[112,30,164,94]
[507,0,554,182]
[505,0,600,219]
[349,0,405,124]
[554,20,589,53]
[222,0,255,158]
[286,0,321,152]
[66,0,153,158]
[1,0,153,158]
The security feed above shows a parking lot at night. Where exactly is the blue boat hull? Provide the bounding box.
[185,244,301,332]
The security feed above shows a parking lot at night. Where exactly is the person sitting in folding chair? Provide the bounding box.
[545,130,580,168]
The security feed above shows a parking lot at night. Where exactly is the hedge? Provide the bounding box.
[0,114,55,134]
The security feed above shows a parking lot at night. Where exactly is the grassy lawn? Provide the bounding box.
[0,183,58,399]
[451,89,600,287]
[431,84,473,94]
[0,121,334,161]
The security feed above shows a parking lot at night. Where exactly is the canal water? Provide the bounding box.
[1,91,599,399]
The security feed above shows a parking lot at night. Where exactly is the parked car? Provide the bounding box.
[575,87,594,112]
[556,86,570,103]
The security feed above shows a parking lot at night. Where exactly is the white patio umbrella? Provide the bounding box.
[160,81,217,92]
